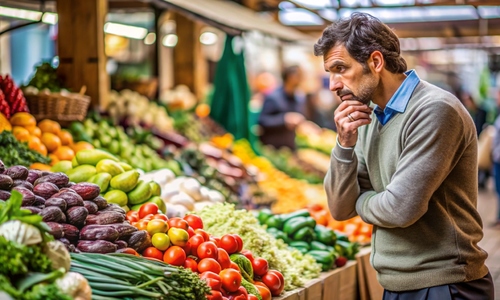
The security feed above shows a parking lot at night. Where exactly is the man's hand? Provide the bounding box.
[334,101,373,147]
[284,112,305,130]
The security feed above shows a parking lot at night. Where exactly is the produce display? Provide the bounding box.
[196,203,322,290]
[295,124,337,155]
[0,190,91,300]
[0,74,29,118]
[0,131,50,168]
[23,62,64,92]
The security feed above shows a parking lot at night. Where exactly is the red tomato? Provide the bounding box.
[207,290,223,300]
[217,248,231,269]
[240,250,254,262]
[198,258,222,274]
[126,210,139,222]
[197,241,219,259]
[142,247,163,260]
[229,262,240,272]
[187,226,195,238]
[253,282,267,288]
[232,234,243,252]
[200,271,220,281]
[163,246,186,266]
[252,258,269,276]
[194,229,210,241]
[183,257,198,272]
[138,203,159,219]
[262,272,282,296]
[134,220,149,231]
[188,234,205,255]
[141,214,154,221]
[267,270,285,292]
[183,214,204,230]
[247,295,259,300]
[219,269,242,293]
[115,247,139,256]
[168,217,189,231]
[205,278,222,291]
[219,234,239,254]
[210,236,221,247]
[255,285,272,300]
[153,213,168,221]
[226,286,248,300]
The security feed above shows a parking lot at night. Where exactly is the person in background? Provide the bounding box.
[317,12,493,299]
[304,77,340,131]
[258,65,306,150]
[491,90,500,227]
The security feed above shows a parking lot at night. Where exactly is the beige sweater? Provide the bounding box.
[324,80,488,291]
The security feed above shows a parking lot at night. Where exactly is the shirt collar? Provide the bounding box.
[375,69,420,114]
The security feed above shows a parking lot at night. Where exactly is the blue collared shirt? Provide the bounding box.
[374,70,420,125]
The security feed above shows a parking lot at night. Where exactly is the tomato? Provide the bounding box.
[217,248,231,269]
[115,247,139,256]
[205,278,222,291]
[267,270,284,290]
[134,220,149,231]
[200,271,220,281]
[219,234,239,254]
[183,214,204,230]
[197,241,219,259]
[247,295,259,300]
[163,246,186,266]
[153,213,168,221]
[251,258,268,276]
[219,268,242,293]
[232,234,243,253]
[262,272,282,296]
[210,236,221,247]
[181,242,191,255]
[226,286,248,300]
[183,257,198,272]
[147,219,169,235]
[126,210,139,222]
[198,258,222,274]
[142,247,163,260]
[187,226,195,238]
[138,203,159,219]
[229,262,240,272]
[188,234,205,255]
[141,214,154,221]
[168,217,189,231]
[194,229,210,241]
[255,284,272,300]
[207,290,223,300]
[240,250,254,262]
[151,232,170,251]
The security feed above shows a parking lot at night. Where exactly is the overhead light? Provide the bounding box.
[200,32,218,45]
[144,32,156,45]
[42,12,57,25]
[0,5,42,21]
[162,34,178,47]
[104,22,148,40]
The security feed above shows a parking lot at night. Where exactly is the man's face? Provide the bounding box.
[323,44,378,105]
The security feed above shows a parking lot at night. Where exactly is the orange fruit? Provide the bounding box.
[58,130,74,146]
[195,103,210,118]
[28,126,42,138]
[0,113,12,132]
[53,146,75,161]
[28,136,48,156]
[30,163,51,171]
[12,126,31,142]
[49,154,60,166]
[41,132,62,153]
[71,141,94,153]
[38,119,61,135]
[10,112,36,128]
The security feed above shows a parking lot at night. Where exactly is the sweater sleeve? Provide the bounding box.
[355,101,472,228]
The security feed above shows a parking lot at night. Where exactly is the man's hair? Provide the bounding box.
[282,65,301,82]
[314,12,407,74]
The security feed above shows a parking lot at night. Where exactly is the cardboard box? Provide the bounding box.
[320,261,358,300]
[356,247,384,300]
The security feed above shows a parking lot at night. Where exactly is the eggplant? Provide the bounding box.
[4,165,29,180]
[34,172,69,188]
[26,169,42,185]
[109,223,138,238]
[79,225,119,242]
[66,206,88,228]
[0,190,10,200]
[83,201,98,215]
[77,240,117,254]
[86,211,125,225]
[13,180,33,191]
[40,206,66,223]
[33,182,59,199]
[124,230,151,253]
[44,197,67,212]
[13,187,36,206]
[46,222,64,239]
[60,224,79,243]
[0,174,13,190]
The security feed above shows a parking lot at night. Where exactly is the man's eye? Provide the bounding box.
[337,66,345,72]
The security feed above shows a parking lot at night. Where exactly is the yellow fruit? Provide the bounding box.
[167,227,189,247]
[28,136,48,156]
[53,146,75,161]
[28,126,42,138]
[58,130,74,146]
[12,126,30,142]
[10,112,36,128]
[30,163,52,171]
[71,141,94,153]
[0,113,12,132]
[38,119,61,135]
[41,132,62,153]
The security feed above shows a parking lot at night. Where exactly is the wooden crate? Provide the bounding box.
[356,247,384,300]
[304,277,323,300]
[274,287,305,300]
[320,261,358,300]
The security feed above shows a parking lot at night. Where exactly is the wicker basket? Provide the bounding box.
[26,92,91,125]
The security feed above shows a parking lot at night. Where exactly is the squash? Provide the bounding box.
[0,220,42,245]
[55,272,92,300]
[0,112,11,132]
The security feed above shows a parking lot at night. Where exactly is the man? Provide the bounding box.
[316,12,493,299]
[258,65,306,150]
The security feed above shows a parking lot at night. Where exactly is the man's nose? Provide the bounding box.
[329,76,343,92]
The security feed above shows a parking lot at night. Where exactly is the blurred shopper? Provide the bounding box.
[304,77,340,131]
[258,65,306,150]
[317,12,493,299]
[492,90,500,227]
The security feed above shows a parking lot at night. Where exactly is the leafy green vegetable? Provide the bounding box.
[0,131,50,167]
[24,62,64,92]
[22,282,72,300]
[0,236,53,277]
[196,203,322,290]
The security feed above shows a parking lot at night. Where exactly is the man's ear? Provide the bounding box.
[369,51,384,73]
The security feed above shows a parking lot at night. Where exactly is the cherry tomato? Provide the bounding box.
[194,229,210,241]
[217,248,231,269]
[183,214,204,230]
[168,217,189,231]
[163,246,186,266]
[219,234,239,254]
[267,270,284,291]
[200,271,220,281]
[115,247,139,256]
[206,278,222,291]
[255,284,272,300]
[197,241,219,259]
[262,272,282,296]
[229,261,240,272]
[146,219,169,235]
[240,250,254,262]
[232,234,243,253]
[183,257,198,272]
[207,290,223,300]
[189,234,205,255]
[134,220,149,231]
[142,247,163,260]
[252,258,269,276]
[181,242,191,256]
[187,226,195,238]
[126,210,139,222]
[198,258,222,274]
[219,268,242,293]
[210,236,221,247]
[153,213,168,221]
[138,203,159,219]
[247,295,259,300]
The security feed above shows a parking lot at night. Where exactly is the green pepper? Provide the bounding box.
[336,240,360,260]
[335,231,350,242]
[315,227,337,246]
[289,241,310,250]
[307,250,335,271]
[267,227,290,244]
[257,209,273,225]
[283,216,309,236]
[311,241,334,252]
[294,246,310,255]
[281,209,310,223]
[304,216,317,229]
[266,215,284,230]
[293,227,315,243]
